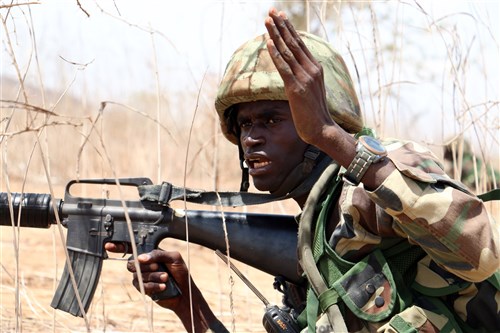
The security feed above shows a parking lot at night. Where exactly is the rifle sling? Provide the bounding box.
[138,154,333,208]
[140,183,280,207]
[478,188,500,202]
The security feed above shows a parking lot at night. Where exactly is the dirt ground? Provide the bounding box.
[1,217,286,332]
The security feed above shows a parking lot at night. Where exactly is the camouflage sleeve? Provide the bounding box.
[366,139,499,282]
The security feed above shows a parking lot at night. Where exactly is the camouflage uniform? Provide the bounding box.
[307,138,500,332]
[215,32,500,332]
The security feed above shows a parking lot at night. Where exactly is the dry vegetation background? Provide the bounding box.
[1,1,499,332]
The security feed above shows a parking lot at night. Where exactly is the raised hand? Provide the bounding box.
[264,8,334,146]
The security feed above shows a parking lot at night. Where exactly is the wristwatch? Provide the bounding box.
[343,135,387,186]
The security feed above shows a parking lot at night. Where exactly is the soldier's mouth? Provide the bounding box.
[249,159,270,169]
[245,155,272,175]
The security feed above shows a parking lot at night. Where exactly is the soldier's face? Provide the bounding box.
[236,100,308,193]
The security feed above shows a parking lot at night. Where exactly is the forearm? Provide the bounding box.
[174,286,227,333]
[313,123,395,191]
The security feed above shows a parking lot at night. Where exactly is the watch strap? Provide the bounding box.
[342,150,374,186]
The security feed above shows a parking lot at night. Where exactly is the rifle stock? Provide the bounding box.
[0,178,300,317]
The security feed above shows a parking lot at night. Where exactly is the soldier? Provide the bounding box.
[106,8,499,333]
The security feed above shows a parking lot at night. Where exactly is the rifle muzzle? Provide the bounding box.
[0,192,60,228]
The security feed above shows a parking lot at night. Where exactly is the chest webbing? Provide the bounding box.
[297,162,348,332]
[297,163,425,331]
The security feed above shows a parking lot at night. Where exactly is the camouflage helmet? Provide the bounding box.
[215,31,363,145]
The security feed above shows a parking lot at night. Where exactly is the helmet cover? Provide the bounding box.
[215,31,363,144]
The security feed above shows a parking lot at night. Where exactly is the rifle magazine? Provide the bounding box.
[51,249,103,317]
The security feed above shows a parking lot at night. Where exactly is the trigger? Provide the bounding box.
[121,243,129,258]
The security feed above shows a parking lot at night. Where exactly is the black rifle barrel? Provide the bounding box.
[0,192,61,228]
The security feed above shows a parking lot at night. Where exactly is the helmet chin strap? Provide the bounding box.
[238,143,250,192]
[238,144,331,200]
[270,145,330,199]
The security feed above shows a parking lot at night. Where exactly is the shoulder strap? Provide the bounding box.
[139,182,280,208]
[297,162,348,332]
[138,152,333,209]
[478,188,500,202]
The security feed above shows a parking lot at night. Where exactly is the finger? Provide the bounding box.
[140,271,168,284]
[140,249,184,266]
[127,250,184,272]
[127,260,159,273]
[266,37,294,79]
[280,13,319,67]
[265,18,297,82]
[265,15,301,73]
[104,242,127,253]
[267,9,316,69]
[265,16,314,87]
[133,279,167,295]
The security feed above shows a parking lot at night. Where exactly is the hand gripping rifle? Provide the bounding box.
[0,178,300,317]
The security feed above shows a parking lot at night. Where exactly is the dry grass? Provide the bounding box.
[1,1,498,332]
[1,227,286,332]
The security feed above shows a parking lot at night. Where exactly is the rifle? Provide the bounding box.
[0,178,300,317]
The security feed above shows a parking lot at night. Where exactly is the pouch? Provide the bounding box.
[332,249,412,322]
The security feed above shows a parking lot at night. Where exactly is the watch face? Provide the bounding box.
[359,136,387,155]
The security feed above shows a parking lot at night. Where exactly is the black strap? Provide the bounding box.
[238,142,250,192]
[478,188,500,202]
[139,182,281,209]
[138,153,333,210]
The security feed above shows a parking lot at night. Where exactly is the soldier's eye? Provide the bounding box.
[239,121,252,129]
[267,117,281,125]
